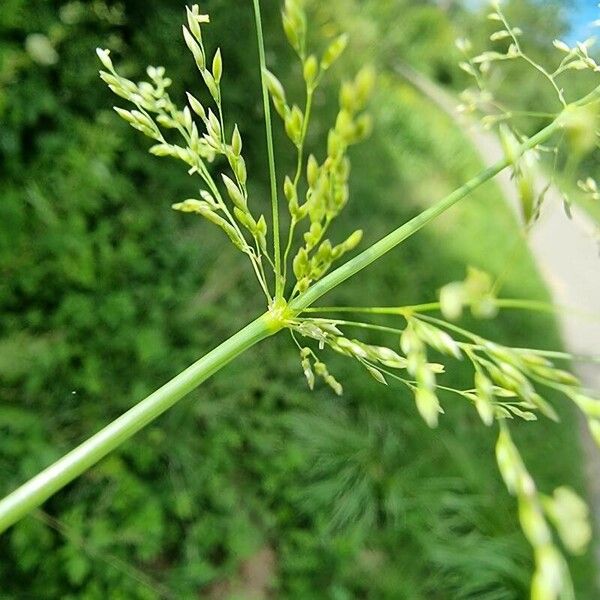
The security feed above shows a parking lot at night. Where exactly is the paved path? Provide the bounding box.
[395,64,600,574]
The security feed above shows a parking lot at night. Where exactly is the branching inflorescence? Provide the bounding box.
[456,0,600,224]
[1,1,599,597]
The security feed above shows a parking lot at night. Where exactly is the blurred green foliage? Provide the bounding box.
[0,0,596,597]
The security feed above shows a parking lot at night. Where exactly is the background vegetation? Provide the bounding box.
[0,0,597,597]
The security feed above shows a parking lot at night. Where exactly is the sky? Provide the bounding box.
[466,0,598,42]
[568,0,598,42]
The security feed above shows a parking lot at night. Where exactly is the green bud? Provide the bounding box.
[440,282,465,320]
[369,345,406,369]
[301,356,315,390]
[107,84,130,101]
[297,277,310,292]
[189,122,200,152]
[113,106,135,124]
[335,109,354,139]
[126,110,157,137]
[474,371,495,426]
[528,393,559,422]
[325,374,343,396]
[519,500,552,547]
[156,114,177,129]
[415,320,461,359]
[335,337,369,359]
[533,366,579,386]
[339,81,355,112]
[200,190,217,207]
[544,487,591,555]
[316,239,332,263]
[234,155,247,185]
[256,214,267,237]
[354,114,373,142]
[221,222,246,252]
[222,174,246,210]
[327,130,343,158]
[365,364,387,385]
[289,197,301,219]
[264,69,286,105]
[507,406,537,421]
[285,105,304,145]
[400,322,423,356]
[304,221,322,251]
[185,6,202,41]
[354,66,376,108]
[475,395,495,426]
[202,70,219,102]
[342,229,362,252]
[414,388,442,428]
[282,0,305,54]
[321,33,349,70]
[520,353,552,368]
[495,428,520,494]
[212,48,222,83]
[486,343,521,367]
[303,54,318,87]
[175,146,195,164]
[499,362,528,386]
[313,361,327,377]
[233,206,256,231]
[99,71,120,87]
[293,248,309,279]
[416,362,436,391]
[281,13,299,53]
[532,547,564,600]
[284,176,297,204]
[182,25,205,69]
[231,125,242,156]
[172,199,211,214]
[149,65,165,80]
[96,48,113,71]
[307,154,319,187]
[149,144,175,157]
[189,6,210,24]
[181,106,193,131]
[186,92,206,120]
[207,109,221,141]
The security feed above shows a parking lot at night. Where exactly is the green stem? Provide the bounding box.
[297,317,404,336]
[252,0,282,300]
[302,303,440,315]
[302,298,600,322]
[290,116,563,313]
[0,313,280,534]
[282,217,297,288]
[283,89,314,290]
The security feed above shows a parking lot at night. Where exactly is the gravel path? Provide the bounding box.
[396,64,600,575]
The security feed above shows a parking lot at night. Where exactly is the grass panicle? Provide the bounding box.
[1,4,599,596]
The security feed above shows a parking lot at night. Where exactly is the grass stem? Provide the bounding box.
[252,0,282,300]
[0,313,278,534]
